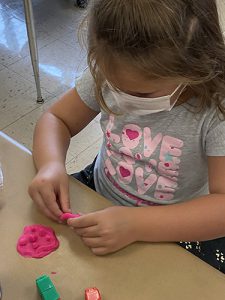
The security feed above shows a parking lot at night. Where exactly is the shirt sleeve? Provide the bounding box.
[75,68,101,112]
[205,109,225,156]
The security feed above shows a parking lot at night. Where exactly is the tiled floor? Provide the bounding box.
[0,0,102,173]
[0,0,225,173]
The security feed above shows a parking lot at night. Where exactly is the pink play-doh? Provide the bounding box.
[17,224,59,258]
[59,213,81,221]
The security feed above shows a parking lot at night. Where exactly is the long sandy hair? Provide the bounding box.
[82,0,225,116]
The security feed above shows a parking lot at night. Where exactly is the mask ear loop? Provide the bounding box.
[169,84,187,110]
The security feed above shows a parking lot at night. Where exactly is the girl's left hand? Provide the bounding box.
[67,206,138,255]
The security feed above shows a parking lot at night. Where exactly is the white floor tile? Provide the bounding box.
[8,39,86,95]
[0,15,29,66]
[0,0,24,20]
[69,118,102,157]
[1,95,75,157]
[0,63,5,71]
[2,96,57,149]
[66,137,102,174]
[60,30,86,55]
[0,67,51,129]
[0,3,13,19]
[31,0,86,27]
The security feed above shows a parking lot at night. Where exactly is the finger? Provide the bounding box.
[59,182,71,213]
[67,213,98,228]
[32,192,60,221]
[81,236,103,248]
[91,247,108,256]
[39,187,63,217]
[75,225,99,237]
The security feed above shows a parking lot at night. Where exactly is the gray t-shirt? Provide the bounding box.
[76,69,225,206]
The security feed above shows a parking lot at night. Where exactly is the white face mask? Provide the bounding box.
[108,82,186,115]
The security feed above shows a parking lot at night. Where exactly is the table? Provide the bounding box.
[1,131,225,299]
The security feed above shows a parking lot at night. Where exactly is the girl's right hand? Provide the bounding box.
[28,162,71,222]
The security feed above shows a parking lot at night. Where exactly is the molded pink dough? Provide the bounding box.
[17,224,59,258]
[59,212,81,221]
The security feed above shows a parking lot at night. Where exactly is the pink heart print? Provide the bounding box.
[126,129,139,140]
[119,166,131,178]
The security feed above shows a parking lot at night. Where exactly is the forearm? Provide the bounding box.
[134,194,225,242]
[33,112,71,170]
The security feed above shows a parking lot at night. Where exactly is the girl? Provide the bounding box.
[29,0,225,273]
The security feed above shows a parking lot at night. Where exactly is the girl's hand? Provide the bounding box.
[68,206,138,255]
[28,162,71,221]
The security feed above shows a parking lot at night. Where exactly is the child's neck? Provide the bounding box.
[175,87,194,106]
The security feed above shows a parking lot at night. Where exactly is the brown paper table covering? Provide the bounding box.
[0,131,225,300]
